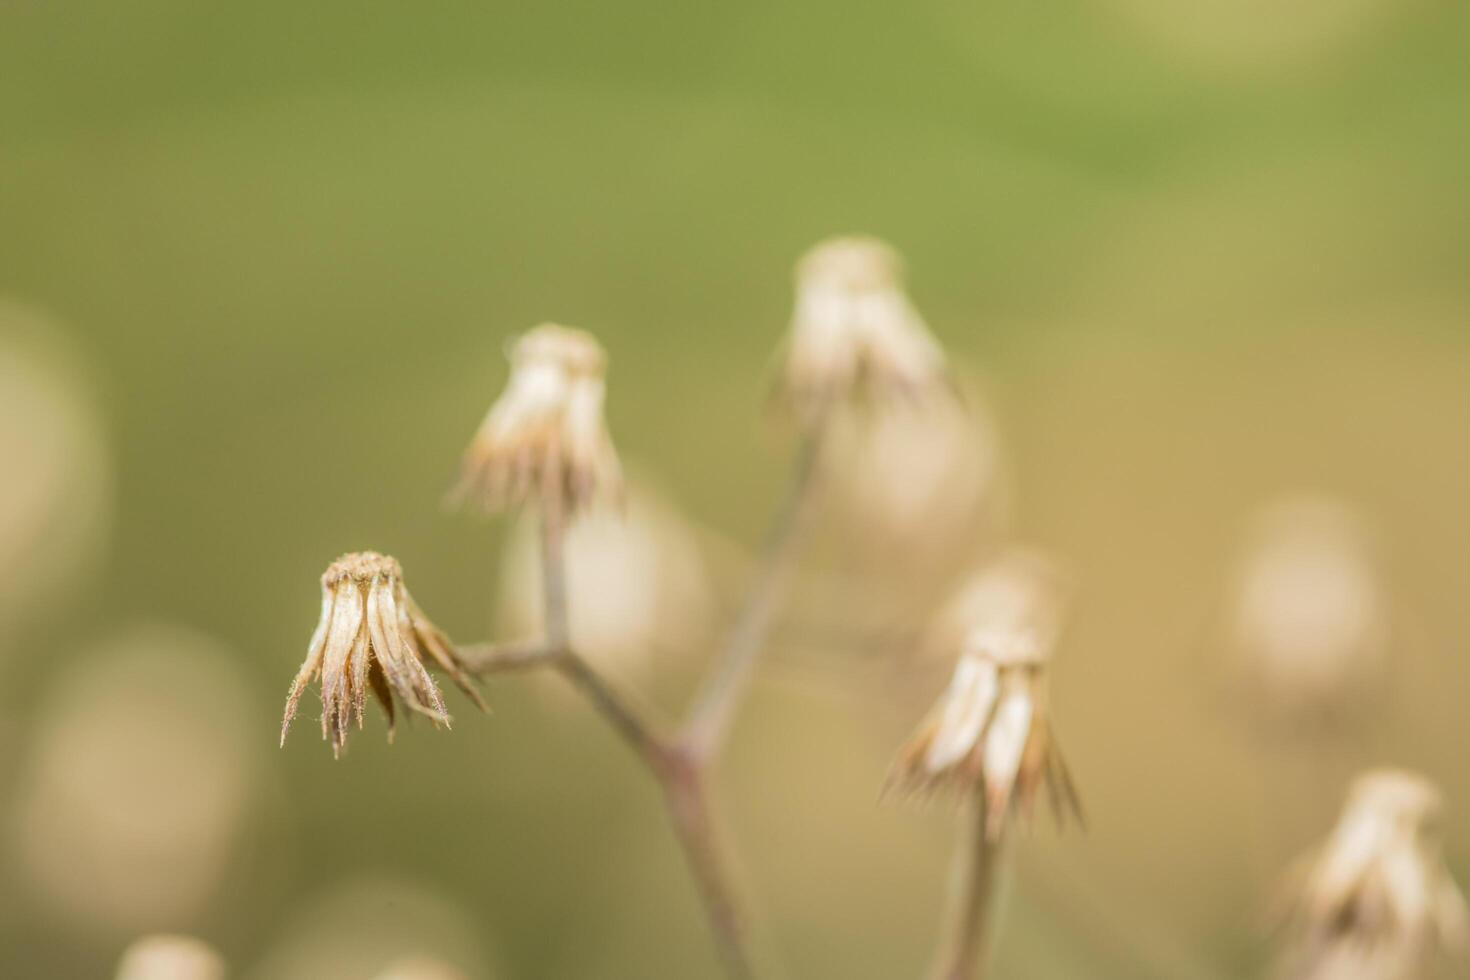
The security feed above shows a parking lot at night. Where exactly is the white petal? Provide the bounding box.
[924,655,1000,771]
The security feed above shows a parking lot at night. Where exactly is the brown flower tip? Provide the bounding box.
[1278,770,1468,977]
[779,236,948,426]
[281,551,487,756]
[888,636,1081,840]
[450,323,623,517]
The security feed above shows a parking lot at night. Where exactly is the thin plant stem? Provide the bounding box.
[505,465,755,979]
[457,640,559,673]
[936,794,1005,980]
[682,431,824,760]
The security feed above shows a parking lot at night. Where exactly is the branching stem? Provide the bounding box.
[681,431,824,760]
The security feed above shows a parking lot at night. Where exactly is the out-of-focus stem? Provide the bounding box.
[658,746,756,980]
[681,432,823,760]
[936,795,1005,980]
[498,467,755,979]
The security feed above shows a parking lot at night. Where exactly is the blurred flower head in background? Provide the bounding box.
[452,323,622,516]
[822,383,1009,579]
[1229,495,1387,722]
[496,477,714,681]
[14,626,258,934]
[779,235,948,426]
[115,934,225,980]
[0,300,110,641]
[922,548,1071,669]
[282,552,485,756]
[1277,769,1468,980]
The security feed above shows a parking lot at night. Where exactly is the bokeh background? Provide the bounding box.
[3,1,1470,977]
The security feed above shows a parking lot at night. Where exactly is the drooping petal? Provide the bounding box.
[368,578,447,724]
[348,618,372,729]
[406,594,487,712]
[320,581,365,749]
[982,689,1034,839]
[923,655,999,772]
[281,584,335,746]
[368,656,396,743]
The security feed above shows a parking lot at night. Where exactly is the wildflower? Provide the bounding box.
[115,934,225,980]
[1231,496,1386,719]
[281,552,485,755]
[889,623,1082,839]
[780,236,947,424]
[451,323,622,515]
[1278,770,1468,979]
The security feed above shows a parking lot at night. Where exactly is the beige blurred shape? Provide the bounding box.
[1230,495,1386,718]
[824,387,1009,573]
[14,625,257,933]
[0,301,111,634]
[246,877,492,980]
[497,478,714,678]
[923,547,1071,667]
[371,956,470,980]
[1101,0,1406,78]
[1278,770,1468,979]
[115,934,226,980]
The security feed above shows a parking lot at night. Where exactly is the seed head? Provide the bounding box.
[451,323,622,515]
[1278,770,1468,979]
[779,236,947,426]
[889,623,1082,840]
[281,552,486,756]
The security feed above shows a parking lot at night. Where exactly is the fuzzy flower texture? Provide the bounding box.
[1279,770,1468,980]
[780,235,948,426]
[452,323,622,516]
[281,552,485,755]
[890,621,1082,841]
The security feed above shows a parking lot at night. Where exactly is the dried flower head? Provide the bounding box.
[1231,495,1386,719]
[889,623,1082,840]
[115,934,225,980]
[281,552,485,755]
[1278,770,1468,979]
[451,323,622,515]
[780,236,947,424]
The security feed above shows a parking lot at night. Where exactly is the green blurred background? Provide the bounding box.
[3,1,1470,977]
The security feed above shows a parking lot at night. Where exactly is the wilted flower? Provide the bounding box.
[1277,770,1468,979]
[1231,496,1386,719]
[281,552,485,755]
[451,323,622,515]
[116,935,225,980]
[889,623,1082,840]
[780,236,947,424]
